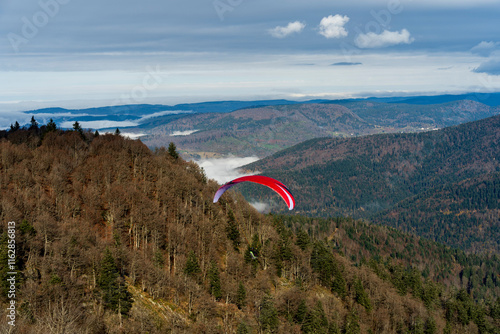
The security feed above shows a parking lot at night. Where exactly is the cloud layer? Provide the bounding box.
[471,41,500,57]
[1,0,499,107]
[194,156,260,184]
[269,21,306,38]
[473,59,500,75]
[318,15,349,39]
[354,29,414,48]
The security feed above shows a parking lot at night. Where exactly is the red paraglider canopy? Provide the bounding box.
[213,175,295,210]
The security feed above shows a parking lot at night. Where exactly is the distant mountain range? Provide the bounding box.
[243,114,500,253]
[20,92,500,159]
[140,99,500,158]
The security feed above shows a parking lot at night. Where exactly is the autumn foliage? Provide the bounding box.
[0,125,498,333]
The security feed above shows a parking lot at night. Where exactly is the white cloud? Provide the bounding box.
[194,156,260,184]
[0,111,30,130]
[139,110,192,121]
[170,130,198,136]
[249,201,271,213]
[473,59,500,75]
[471,41,500,57]
[61,120,139,129]
[269,21,306,38]
[120,132,146,139]
[318,15,349,39]
[354,29,414,48]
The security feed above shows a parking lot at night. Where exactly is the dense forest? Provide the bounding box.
[0,119,498,333]
[244,114,500,253]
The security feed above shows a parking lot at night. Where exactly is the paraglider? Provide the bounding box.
[213,175,295,210]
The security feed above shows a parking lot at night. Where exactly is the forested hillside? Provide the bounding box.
[0,123,498,333]
[141,100,500,158]
[244,114,500,253]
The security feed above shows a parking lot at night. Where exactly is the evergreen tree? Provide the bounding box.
[296,229,310,251]
[94,130,100,137]
[208,261,222,300]
[114,128,121,136]
[443,322,452,334]
[331,264,347,298]
[236,281,246,309]
[301,301,329,334]
[73,121,82,133]
[424,316,437,334]
[10,121,20,132]
[244,234,261,269]
[19,219,36,237]
[97,248,133,316]
[168,142,179,159]
[153,250,165,268]
[344,310,360,334]
[354,278,372,312]
[294,299,308,324]
[328,322,341,334]
[29,116,38,130]
[259,295,279,333]
[491,297,500,319]
[45,118,57,132]
[184,251,201,278]
[226,209,241,251]
[236,322,250,334]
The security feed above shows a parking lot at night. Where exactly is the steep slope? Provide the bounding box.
[373,172,500,253]
[244,114,500,253]
[0,127,498,333]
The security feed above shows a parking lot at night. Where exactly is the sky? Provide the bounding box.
[1,0,500,113]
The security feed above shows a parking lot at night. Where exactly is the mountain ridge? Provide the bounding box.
[242,114,500,253]
[141,99,500,158]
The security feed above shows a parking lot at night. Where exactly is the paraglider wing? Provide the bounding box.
[213,175,295,210]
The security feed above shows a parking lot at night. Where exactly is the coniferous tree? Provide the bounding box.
[331,266,347,298]
[296,229,310,251]
[184,251,201,278]
[168,142,179,159]
[491,297,500,319]
[244,234,261,264]
[226,209,241,251]
[259,295,279,333]
[94,130,100,137]
[10,121,20,132]
[344,310,360,334]
[29,116,38,130]
[45,118,57,132]
[114,128,121,136]
[424,316,437,334]
[97,248,133,316]
[294,299,308,324]
[73,121,82,133]
[208,261,222,300]
[236,281,246,309]
[354,278,372,312]
[328,322,341,334]
[301,301,329,334]
[236,321,250,334]
[153,250,165,268]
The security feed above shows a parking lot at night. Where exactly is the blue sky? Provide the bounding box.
[1,0,500,113]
